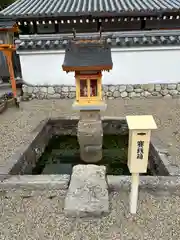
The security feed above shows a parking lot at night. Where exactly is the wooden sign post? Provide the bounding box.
[126,115,157,214]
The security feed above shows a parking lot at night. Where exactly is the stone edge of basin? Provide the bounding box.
[107,175,180,192]
[150,136,180,176]
[1,115,179,194]
[1,174,180,193]
[0,174,70,190]
[47,116,127,121]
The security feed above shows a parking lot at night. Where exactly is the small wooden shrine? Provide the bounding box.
[62,39,113,162]
[0,15,19,105]
[62,40,113,110]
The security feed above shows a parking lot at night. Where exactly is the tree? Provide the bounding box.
[0,0,15,10]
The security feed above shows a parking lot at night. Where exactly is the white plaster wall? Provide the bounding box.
[17,47,180,86]
[19,52,75,86]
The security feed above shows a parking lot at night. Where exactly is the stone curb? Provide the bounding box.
[1,174,180,193]
[151,136,180,176]
[0,174,70,190]
[48,116,127,121]
[107,175,180,192]
[0,120,50,176]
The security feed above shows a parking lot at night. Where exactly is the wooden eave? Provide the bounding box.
[75,72,102,78]
[62,65,112,72]
[0,24,19,32]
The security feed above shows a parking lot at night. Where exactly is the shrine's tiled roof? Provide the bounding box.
[62,41,112,71]
[1,0,180,18]
[16,30,180,51]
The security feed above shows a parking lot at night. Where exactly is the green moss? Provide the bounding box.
[47,135,79,150]
[103,135,128,149]
[32,134,151,176]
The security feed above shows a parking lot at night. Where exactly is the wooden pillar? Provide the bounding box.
[33,21,38,34]
[55,21,59,33]
[3,49,17,98]
[140,19,146,30]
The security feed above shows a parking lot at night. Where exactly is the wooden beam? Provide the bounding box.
[0,45,16,51]
[75,74,102,79]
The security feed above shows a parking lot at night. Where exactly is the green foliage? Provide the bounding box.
[0,0,15,10]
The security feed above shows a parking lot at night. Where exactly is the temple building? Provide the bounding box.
[1,0,180,99]
[2,0,180,34]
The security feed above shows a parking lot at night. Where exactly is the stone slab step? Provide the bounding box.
[64,164,109,217]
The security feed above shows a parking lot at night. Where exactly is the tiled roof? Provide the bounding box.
[62,41,112,70]
[0,14,15,29]
[1,0,180,18]
[16,30,180,51]
[0,21,15,29]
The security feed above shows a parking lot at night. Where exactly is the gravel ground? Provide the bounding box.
[0,98,180,239]
[0,189,180,240]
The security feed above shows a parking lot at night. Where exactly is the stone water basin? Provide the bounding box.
[6,117,170,177]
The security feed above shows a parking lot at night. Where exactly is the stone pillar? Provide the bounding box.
[77,110,103,163]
